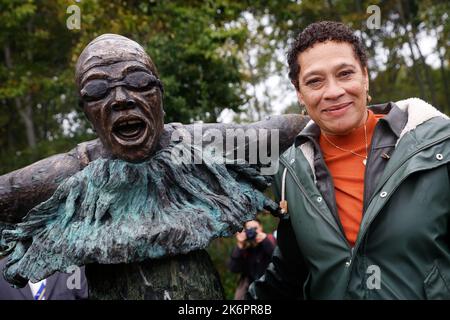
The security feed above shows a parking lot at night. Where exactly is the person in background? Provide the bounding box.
[229,219,276,300]
[0,258,88,300]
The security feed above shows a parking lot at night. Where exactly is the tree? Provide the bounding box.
[0,1,250,173]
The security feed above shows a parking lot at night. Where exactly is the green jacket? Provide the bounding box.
[249,98,450,299]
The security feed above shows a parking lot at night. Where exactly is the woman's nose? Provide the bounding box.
[323,79,345,100]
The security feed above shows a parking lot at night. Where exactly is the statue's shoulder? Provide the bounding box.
[74,138,105,167]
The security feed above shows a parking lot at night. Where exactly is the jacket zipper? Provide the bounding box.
[321,156,349,243]
[279,157,351,250]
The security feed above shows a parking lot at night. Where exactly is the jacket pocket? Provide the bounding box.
[423,260,450,300]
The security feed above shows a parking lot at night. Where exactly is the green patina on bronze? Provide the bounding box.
[0,142,276,287]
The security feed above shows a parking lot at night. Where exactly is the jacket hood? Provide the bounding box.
[395,98,449,143]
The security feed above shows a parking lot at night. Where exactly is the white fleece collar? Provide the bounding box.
[394,97,449,142]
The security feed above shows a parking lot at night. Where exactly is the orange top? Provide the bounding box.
[319,110,383,246]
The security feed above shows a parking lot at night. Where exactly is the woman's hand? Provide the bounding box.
[235,231,247,249]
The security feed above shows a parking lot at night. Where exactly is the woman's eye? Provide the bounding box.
[306,79,321,86]
[339,70,354,77]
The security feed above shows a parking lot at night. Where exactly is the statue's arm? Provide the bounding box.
[165,114,309,157]
[0,115,308,223]
[0,139,103,224]
[232,114,309,153]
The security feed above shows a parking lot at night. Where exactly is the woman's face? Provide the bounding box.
[296,41,369,135]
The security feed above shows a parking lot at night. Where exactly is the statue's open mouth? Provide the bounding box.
[112,115,149,145]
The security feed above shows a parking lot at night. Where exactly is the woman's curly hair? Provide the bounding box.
[287,21,368,91]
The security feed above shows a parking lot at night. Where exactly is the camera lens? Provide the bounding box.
[245,227,257,241]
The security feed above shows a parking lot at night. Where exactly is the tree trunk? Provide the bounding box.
[85,250,225,300]
[438,48,450,113]
[396,2,427,99]
[4,43,37,150]
[404,39,427,98]
[245,53,262,121]
[16,97,37,149]
[3,100,16,152]
[411,27,437,106]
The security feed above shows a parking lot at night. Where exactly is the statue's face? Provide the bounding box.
[79,61,164,162]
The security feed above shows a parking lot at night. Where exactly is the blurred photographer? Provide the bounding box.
[228,219,276,300]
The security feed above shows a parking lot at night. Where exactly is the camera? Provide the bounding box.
[245,227,257,241]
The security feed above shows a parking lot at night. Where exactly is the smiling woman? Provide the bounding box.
[297,41,369,136]
[249,21,450,300]
[291,24,369,137]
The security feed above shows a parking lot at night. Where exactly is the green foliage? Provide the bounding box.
[0,0,251,173]
[146,3,247,122]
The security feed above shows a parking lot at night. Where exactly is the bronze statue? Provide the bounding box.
[0,34,307,299]
[75,33,165,163]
